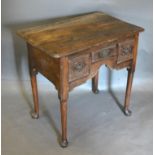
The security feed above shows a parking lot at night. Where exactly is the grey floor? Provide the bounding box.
[2,81,153,155]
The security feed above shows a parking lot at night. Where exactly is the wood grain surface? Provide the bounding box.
[17,12,144,58]
[18,12,144,147]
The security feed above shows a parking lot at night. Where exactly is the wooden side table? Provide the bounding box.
[17,12,144,147]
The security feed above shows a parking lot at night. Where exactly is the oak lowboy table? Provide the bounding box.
[17,12,144,147]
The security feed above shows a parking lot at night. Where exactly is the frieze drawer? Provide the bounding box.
[92,45,117,63]
[117,39,134,64]
[69,54,91,82]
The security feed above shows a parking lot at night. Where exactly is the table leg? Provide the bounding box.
[30,68,39,119]
[59,57,69,147]
[59,98,68,147]
[59,88,68,147]
[92,71,99,94]
[124,68,134,116]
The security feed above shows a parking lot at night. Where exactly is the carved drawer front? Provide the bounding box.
[117,39,134,63]
[92,45,117,63]
[69,54,90,82]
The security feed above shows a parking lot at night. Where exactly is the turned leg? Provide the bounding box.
[30,68,39,119]
[92,71,99,94]
[59,88,68,147]
[59,98,68,147]
[59,57,69,147]
[124,68,134,116]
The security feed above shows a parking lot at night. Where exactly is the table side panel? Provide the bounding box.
[27,44,60,90]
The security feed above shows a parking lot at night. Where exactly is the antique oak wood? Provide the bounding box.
[17,12,144,147]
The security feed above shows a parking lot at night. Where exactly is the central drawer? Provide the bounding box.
[92,45,117,63]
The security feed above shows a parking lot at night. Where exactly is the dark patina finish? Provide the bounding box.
[17,12,144,147]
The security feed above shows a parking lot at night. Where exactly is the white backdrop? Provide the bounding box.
[2,0,153,90]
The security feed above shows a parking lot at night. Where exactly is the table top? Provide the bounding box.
[17,12,144,58]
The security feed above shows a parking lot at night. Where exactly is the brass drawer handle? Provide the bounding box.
[74,62,85,72]
[98,49,110,58]
[122,47,132,54]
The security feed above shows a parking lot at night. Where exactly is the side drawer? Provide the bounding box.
[117,39,134,64]
[92,45,117,63]
[68,54,91,82]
